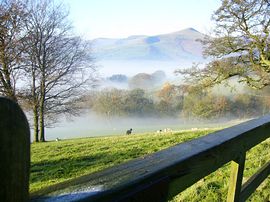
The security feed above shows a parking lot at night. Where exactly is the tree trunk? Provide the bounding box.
[39,77,45,142]
[0,56,17,102]
[31,69,39,142]
[39,99,45,142]
[33,106,39,142]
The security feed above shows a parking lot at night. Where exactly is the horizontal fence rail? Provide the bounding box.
[30,115,270,202]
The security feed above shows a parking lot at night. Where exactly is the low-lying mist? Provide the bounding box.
[44,110,245,141]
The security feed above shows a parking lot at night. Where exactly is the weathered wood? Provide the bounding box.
[227,154,246,202]
[240,161,270,202]
[0,97,30,202]
[31,115,270,202]
[167,115,270,199]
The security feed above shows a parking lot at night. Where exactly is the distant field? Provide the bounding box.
[30,129,270,201]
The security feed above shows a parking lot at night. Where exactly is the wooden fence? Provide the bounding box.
[1,97,270,202]
[0,97,30,202]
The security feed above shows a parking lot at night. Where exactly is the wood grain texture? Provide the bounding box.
[0,97,30,202]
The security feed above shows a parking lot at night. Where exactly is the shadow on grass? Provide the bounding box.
[30,147,147,186]
[30,153,109,184]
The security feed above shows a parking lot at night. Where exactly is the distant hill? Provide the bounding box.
[91,28,206,62]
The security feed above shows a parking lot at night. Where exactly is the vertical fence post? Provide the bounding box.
[0,97,30,202]
[227,153,246,202]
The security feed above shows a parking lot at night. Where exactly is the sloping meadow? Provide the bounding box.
[30,129,270,201]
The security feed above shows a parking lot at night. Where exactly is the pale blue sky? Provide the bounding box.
[64,0,221,39]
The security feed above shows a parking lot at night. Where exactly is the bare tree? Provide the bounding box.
[0,0,26,102]
[23,0,95,142]
[177,0,270,89]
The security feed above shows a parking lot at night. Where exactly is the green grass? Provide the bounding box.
[170,138,270,202]
[30,129,270,201]
[30,130,212,192]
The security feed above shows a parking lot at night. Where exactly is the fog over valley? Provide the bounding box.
[27,28,270,140]
[93,28,207,90]
[43,111,242,141]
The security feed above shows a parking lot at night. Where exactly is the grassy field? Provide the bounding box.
[30,129,270,201]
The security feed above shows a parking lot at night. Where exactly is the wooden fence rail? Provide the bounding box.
[1,97,270,202]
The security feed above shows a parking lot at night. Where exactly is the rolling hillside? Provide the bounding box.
[91,28,208,77]
[91,28,206,62]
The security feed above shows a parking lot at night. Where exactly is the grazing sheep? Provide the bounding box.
[164,128,172,133]
[126,128,132,135]
[162,128,173,134]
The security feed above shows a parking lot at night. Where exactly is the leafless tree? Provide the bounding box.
[22,0,96,142]
[0,0,26,102]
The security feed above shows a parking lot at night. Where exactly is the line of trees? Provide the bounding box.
[0,0,95,142]
[87,83,270,120]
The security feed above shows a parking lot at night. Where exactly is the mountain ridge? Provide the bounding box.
[91,27,206,61]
